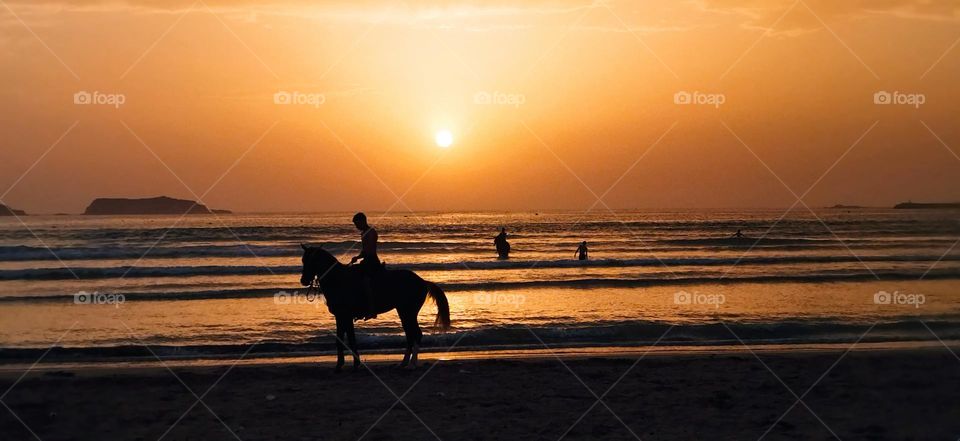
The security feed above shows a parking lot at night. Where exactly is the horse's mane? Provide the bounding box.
[304,246,341,264]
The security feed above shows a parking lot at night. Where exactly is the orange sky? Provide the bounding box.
[1,0,959,213]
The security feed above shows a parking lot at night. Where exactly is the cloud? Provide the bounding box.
[0,0,697,35]
[0,0,614,30]
[5,0,957,35]
[1,0,600,15]
[698,0,960,36]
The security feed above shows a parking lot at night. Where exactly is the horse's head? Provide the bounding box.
[299,244,341,287]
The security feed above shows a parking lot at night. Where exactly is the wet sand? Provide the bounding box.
[2,347,959,440]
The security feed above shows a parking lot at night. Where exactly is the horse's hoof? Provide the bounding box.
[334,364,343,373]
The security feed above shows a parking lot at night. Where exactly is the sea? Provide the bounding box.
[1,209,959,363]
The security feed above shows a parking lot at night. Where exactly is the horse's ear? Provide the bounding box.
[301,243,308,250]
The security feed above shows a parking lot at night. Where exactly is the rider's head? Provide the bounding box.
[352,212,368,230]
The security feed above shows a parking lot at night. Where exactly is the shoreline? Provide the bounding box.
[2,339,957,375]
[5,271,960,300]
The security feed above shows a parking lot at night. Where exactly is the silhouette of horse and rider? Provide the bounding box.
[299,212,450,371]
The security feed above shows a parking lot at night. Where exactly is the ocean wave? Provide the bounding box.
[4,269,960,302]
[660,237,823,246]
[3,254,959,280]
[0,242,476,262]
[2,235,956,262]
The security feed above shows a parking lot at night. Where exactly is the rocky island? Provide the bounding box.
[0,204,26,216]
[894,201,960,210]
[83,196,232,215]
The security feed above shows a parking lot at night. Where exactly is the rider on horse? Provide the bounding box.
[349,212,379,320]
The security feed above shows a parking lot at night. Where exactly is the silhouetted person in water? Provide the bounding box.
[494,227,510,259]
[349,212,379,320]
[575,241,588,260]
[731,229,744,238]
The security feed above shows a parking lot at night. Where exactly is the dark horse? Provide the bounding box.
[299,245,451,371]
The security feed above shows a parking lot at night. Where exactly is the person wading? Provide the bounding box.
[575,241,588,261]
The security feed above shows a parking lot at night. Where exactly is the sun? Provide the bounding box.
[435,130,453,148]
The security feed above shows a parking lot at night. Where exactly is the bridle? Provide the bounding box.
[301,247,337,303]
[304,277,322,303]
[302,256,323,303]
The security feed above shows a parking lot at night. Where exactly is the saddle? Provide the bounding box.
[351,260,386,277]
[349,262,388,320]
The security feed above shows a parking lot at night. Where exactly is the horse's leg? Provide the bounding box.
[345,319,361,371]
[334,316,346,372]
[408,318,423,369]
[398,310,414,367]
[399,331,412,368]
[409,340,420,368]
[404,281,427,369]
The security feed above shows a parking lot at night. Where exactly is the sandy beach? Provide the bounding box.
[3,347,959,440]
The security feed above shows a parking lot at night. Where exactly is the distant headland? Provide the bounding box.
[83,196,232,215]
[893,202,960,210]
[0,204,27,216]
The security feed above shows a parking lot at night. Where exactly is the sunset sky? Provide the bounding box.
[2,0,959,213]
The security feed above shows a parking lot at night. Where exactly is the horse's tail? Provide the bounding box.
[425,281,451,330]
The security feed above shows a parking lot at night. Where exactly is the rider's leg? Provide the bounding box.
[363,276,377,320]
